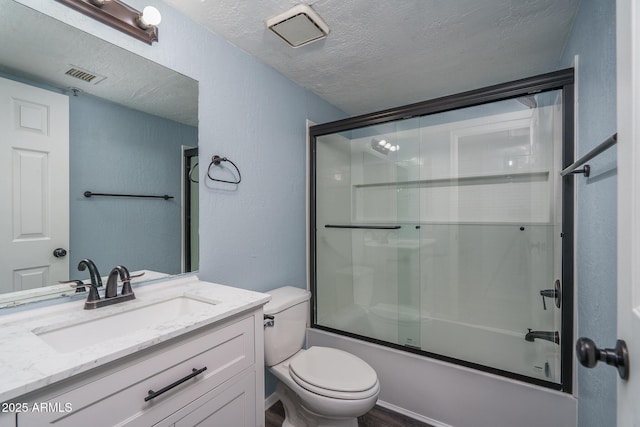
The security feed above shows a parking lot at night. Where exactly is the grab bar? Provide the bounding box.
[325,225,401,230]
[560,133,617,177]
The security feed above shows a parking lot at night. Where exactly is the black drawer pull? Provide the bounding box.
[144,367,207,402]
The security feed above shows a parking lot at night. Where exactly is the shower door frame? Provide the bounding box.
[309,68,575,393]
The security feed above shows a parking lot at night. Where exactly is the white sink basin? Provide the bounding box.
[33,296,216,353]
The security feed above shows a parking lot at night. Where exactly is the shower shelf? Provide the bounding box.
[353,170,550,189]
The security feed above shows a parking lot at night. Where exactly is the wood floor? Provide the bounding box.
[265,400,434,427]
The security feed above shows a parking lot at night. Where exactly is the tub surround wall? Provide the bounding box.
[558,0,617,426]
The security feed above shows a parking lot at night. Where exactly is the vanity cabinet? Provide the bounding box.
[16,309,264,427]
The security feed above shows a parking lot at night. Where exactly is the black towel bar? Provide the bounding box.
[84,191,173,200]
[325,225,402,230]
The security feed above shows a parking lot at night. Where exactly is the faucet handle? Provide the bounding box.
[539,280,562,310]
[60,279,100,302]
[59,279,87,293]
[121,271,143,295]
[114,266,134,296]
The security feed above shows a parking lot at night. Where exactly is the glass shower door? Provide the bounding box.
[314,118,422,348]
[415,93,563,383]
[312,71,573,390]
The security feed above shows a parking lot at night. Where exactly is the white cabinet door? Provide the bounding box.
[0,76,69,293]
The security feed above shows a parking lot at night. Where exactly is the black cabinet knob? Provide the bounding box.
[575,337,629,380]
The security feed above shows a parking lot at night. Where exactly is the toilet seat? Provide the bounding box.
[288,347,379,400]
[289,369,380,400]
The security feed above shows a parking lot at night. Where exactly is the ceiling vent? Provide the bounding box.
[266,4,329,48]
[64,65,107,85]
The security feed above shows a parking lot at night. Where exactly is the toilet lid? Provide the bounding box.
[288,347,378,393]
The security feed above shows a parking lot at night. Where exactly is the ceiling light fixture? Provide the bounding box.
[55,0,160,44]
[266,4,329,48]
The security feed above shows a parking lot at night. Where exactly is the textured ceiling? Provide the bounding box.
[0,1,580,123]
[163,0,580,116]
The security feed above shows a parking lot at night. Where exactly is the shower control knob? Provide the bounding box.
[53,248,67,258]
[575,337,629,380]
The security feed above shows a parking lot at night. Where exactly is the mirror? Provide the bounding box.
[0,0,199,307]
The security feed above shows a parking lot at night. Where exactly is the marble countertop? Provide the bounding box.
[0,276,270,403]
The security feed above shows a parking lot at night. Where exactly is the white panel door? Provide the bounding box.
[0,76,69,293]
[617,0,640,425]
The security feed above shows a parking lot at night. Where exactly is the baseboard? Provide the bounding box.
[265,392,280,411]
[376,399,453,427]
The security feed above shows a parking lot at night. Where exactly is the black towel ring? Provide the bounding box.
[207,155,241,184]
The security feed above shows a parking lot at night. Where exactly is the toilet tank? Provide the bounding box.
[263,286,311,366]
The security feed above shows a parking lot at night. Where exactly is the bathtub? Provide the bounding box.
[312,303,573,427]
[319,302,560,382]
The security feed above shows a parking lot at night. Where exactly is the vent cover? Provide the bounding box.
[266,4,329,48]
[64,65,107,85]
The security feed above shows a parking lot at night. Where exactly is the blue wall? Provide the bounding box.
[559,0,617,426]
[69,94,197,276]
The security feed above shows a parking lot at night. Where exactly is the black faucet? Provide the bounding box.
[77,259,102,288]
[83,264,135,309]
[105,265,131,298]
[525,329,560,345]
[63,260,136,309]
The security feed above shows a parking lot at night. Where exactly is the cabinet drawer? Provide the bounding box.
[155,369,257,427]
[19,315,255,427]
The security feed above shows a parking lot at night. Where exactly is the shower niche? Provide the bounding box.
[310,70,574,391]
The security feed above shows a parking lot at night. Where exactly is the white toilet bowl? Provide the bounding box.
[269,347,379,427]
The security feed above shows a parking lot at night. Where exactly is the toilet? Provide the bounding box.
[264,286,380,427]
